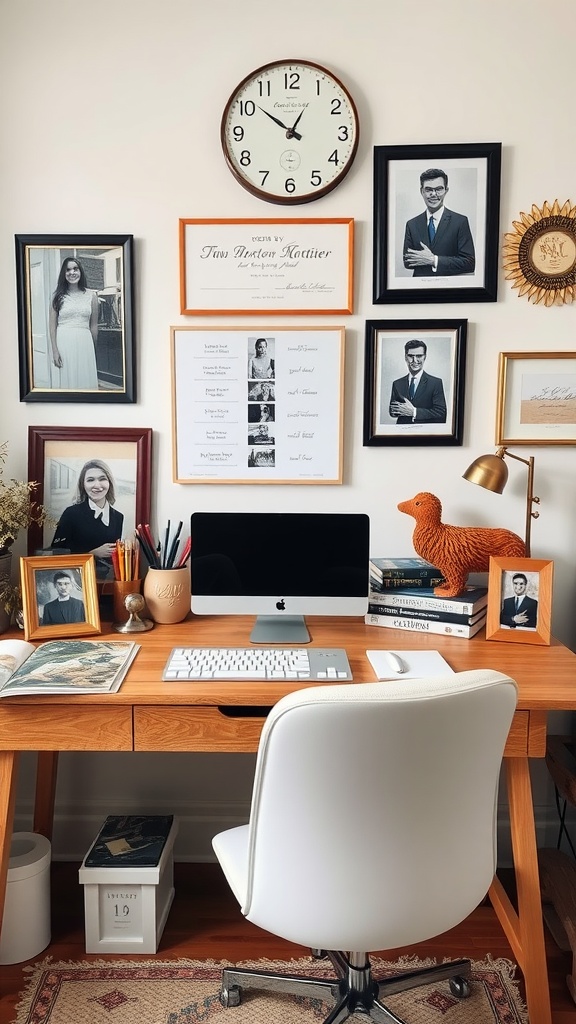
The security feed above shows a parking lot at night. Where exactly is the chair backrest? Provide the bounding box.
[242,669,517,952]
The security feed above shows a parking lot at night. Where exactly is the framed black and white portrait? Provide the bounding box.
[373,143,501,304]
[15,234,135,402]
[363,319,467,446]
[20,553,101,641]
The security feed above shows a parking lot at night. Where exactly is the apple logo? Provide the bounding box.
[276,599,285,611]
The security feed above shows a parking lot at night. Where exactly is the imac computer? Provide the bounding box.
[190,511,370,643]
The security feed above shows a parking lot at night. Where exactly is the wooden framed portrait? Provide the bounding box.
[496,351,576,445]
[373,143,501,304]
[27,426,152,580]
[486,556,553,646]
[15,234,135,402]
[20,553,101,641]
[363,319,467,446]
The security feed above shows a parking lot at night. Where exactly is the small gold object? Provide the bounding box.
[113,592,153,633]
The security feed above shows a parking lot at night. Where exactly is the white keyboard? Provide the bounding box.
[162,647,353,681]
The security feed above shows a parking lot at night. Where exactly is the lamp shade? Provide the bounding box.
[462,453,509,494]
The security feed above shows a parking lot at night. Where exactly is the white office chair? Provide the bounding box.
[212,669,517,1024]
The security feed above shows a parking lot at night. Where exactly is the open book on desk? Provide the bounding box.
[366,649,454,681]
[0,638,140,696]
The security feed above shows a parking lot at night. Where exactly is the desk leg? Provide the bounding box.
[490,756,551,1024]
[33,752,59,839]
[0,750,19,928]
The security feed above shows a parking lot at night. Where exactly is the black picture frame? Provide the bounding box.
[15,234,135,402]
[373,143,501,304]
[363,319,467,447]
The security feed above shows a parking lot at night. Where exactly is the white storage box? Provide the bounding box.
[79,816,177,954]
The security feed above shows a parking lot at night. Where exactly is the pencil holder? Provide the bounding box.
[143,566,190,624]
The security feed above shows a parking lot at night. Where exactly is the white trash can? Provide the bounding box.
[0,832,51,964]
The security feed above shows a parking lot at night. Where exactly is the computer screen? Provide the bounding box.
[190,511,370,643]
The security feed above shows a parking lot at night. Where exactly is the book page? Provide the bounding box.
[0,639,36,688]
[0,639,139,695]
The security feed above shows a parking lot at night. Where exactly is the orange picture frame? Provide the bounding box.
[486,556,553,646]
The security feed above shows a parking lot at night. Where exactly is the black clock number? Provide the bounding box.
[328,150,340,167]
[330,98,342,115]
[239,150,252,167]
[338,126,349,141]
[257,79,271,97]
[239,100,255,116]
[284,178,296,194]
[311,170,322,187]
[258,170,270,186]
[233,126,244,142]
[284,71,300,90]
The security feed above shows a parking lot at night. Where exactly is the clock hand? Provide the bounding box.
[289,108,305,135]
[258,105,302,141]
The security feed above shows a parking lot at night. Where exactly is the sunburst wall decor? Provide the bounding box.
[503,199,576,306]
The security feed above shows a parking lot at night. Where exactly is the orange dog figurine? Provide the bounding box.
[398,492,526,597]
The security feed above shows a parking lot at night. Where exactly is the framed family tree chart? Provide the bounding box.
[171,326,344,484]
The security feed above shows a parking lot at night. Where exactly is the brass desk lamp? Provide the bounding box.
[463,446,540,557]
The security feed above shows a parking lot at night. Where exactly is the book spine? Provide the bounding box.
[368,591,486,616]
[367,603,481,626]
[370,576,445,589]
[370,565,444,582]
[364,612,486,639]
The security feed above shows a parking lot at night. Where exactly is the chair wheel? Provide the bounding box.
[449,976,471,999]
[220,985,241,1007]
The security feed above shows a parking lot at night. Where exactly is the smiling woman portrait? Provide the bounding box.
[50,459,124,578]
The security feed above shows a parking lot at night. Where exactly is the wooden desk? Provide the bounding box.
[1,615,576,1024]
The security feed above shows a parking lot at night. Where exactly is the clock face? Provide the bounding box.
[221,59,359,205]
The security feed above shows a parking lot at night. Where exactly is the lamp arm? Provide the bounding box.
[498,447,540,556]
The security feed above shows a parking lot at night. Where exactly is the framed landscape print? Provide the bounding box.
[373,142,501,304]
[496,351,576,445]
[363,319,467,446]
[15,234,135,402]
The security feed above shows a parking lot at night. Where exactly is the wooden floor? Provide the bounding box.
[0,863,575,1023]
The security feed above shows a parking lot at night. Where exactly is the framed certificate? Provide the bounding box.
[171,326,344,484]
[179,218,354,314]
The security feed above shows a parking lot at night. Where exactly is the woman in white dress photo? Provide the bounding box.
[48,257,99,389]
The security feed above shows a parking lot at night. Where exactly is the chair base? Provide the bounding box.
[220,949,471,1024]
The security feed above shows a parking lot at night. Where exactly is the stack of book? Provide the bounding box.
[366,557,488,639]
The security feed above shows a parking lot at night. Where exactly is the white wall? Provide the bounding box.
[1,0,575,860]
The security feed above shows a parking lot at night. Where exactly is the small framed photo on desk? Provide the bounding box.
[486,556,553,646]
[20,553,101,641]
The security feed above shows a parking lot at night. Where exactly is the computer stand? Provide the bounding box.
[249,615,311,644]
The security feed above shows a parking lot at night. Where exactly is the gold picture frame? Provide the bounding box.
[20,553,101,641]
[496,351,576,445]
[503,200,576,305]
[486,556,553,646]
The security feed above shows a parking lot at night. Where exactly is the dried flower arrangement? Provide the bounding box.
[0,441,52,619]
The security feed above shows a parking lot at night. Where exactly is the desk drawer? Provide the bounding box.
[0,706,133,751]
[134,706,266,752]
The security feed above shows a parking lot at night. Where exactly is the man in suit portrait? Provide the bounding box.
[41,570,85,625]
[500,573,538,629]
[389,339,447,424]
[403,167,475,277]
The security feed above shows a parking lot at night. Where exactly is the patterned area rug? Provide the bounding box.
[13,955,528,1023]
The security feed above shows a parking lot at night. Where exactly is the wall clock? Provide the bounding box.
[221,59,359,205]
